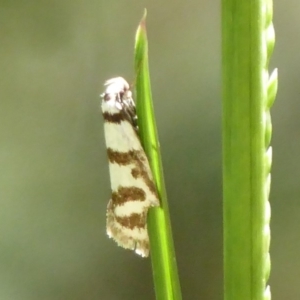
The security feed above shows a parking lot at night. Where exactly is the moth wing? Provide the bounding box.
[102,77,159,257]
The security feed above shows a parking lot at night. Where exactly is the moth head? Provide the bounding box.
[101,77,137,128]
[102,77,132,104]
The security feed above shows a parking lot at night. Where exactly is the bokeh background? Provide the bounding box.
[0,0,298,299]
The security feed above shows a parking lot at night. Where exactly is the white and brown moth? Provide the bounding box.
[101,77,160,257]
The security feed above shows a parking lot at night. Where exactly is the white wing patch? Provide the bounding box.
[101,77,160,257]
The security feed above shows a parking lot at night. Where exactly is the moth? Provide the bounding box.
[101,77,160,257]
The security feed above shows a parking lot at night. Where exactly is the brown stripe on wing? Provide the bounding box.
[131,166,157,195]
[129,151,157,196]
[111,186,146,206]
[115,212,147,229]
[107,148,158,197]
[107,148,145,165]
[103,112,125,124]
[103,110,139,131]
[106,201,150,256]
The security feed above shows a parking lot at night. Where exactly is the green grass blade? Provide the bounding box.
[222,0,277,299]
[134,11,182,300]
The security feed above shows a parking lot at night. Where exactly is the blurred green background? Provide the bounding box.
[0,0,298,299]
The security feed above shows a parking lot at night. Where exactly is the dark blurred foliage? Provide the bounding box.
[0,0,298,299]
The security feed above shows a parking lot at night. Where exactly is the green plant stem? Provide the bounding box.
[134,11,182,300]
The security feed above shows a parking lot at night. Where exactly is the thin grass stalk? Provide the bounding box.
[134,11,182,300]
